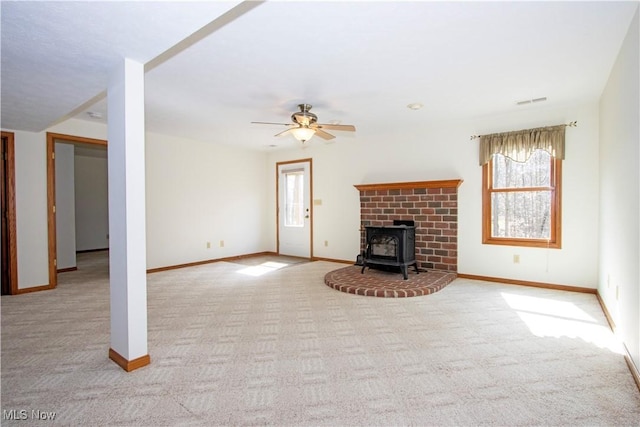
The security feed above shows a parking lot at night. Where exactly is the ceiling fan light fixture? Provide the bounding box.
[252,104,355,144]
[291,127,315,143]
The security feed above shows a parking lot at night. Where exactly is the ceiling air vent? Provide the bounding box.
[516,97,547,106]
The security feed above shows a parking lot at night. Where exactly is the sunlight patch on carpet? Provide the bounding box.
[501,292,624,354]
[237,261,289,277]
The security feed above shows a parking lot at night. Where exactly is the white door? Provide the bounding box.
[277,160,311,258]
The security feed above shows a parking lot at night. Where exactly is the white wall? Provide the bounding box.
[49,118,108,141]
[145,132,270,270]
[267,102,600,289]
[461,104,600,287]
[55,143,76,269]
[9,119,108,289]
[13,130,49,289]
[8,118,273,287]
[49,120,272,270]
[74,153,109,251]
[598,9,639,372]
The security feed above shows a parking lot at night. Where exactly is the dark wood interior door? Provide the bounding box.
[1,135,9,295]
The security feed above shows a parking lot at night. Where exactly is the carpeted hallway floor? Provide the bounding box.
[1,251,639,426]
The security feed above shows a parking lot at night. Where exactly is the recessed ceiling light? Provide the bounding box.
[407,103,423,110]
[86,111,103,119]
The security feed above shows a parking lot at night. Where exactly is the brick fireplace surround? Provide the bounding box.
[354,179,463,272]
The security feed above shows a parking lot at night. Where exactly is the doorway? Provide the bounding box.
[276,159,313,258]
[1,131,18,295]
[47,132,108,287]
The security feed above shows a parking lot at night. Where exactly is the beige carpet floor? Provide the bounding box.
[1,251,639,426]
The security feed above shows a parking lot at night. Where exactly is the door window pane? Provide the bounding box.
[284,170,304,227]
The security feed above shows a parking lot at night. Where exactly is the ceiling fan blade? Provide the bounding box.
[251,121,292,126]
[274,128,294,137]
[314,129,335,140]
[316,123,356,132]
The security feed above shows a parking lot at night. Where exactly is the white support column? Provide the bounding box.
[107,58,150,372]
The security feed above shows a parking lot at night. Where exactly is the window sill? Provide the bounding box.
[483,237,561,249]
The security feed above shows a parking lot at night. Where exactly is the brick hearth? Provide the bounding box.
[324,266,456,298]
[354,180,463,272]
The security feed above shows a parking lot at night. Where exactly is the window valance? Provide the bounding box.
[478,124,567,165]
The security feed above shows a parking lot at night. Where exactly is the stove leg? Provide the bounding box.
[402,266,408,280]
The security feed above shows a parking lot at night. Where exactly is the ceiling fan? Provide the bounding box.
[252,104,356,144]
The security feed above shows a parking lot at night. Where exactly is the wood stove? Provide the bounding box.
[361,223,418,280]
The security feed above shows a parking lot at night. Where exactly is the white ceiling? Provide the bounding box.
[2,1,638,151]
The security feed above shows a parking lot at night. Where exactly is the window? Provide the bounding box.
[483,149,561,248]
[283,169,304,227]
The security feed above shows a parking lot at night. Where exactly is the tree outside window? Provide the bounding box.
[483,149,562,248]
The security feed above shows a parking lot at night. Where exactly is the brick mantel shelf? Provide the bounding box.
[354,179,463,272]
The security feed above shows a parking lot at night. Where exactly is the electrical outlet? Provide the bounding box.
[206,242,211,249]
[513,254,520,264]
[219,240,224,248]
[324,240,329,247]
